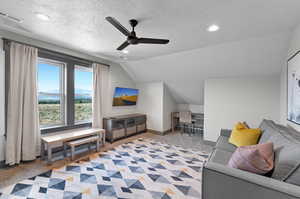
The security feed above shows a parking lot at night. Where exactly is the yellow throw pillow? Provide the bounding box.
[233,122,248,130]
[229,128,262,147]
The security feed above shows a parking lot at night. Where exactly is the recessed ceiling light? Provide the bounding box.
[207,24,219,32]
[122,50,129,54]
[36,13,50,21]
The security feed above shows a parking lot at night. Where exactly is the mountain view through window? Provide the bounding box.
[38,59,65,127]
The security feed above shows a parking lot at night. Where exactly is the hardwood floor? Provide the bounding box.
[0,131,212,188]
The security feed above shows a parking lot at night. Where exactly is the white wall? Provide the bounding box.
[189,104,204,113]
[177,104,190,112]
[137,81,176,132]
[103,62,138,117]
[280,24,300,131]
[204,76,280,142]
[0,39,5,161]
[163,84,177,131]
[137,82,164,132]
[177,104,204,113]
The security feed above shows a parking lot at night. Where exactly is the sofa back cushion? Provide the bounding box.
[268,132,300,182]
[273,124,300,186]
[277,124,300,140]
[258,119,278,143]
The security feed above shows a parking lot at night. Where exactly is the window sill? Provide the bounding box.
[41,123,92,134]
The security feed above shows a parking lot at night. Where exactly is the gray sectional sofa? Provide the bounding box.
[202,119,300,199]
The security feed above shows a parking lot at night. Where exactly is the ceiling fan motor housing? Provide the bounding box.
[128,19,139,44]
[129,19,138,28]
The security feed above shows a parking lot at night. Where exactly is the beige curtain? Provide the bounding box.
[92,63,110,128]
[6,42,40,165]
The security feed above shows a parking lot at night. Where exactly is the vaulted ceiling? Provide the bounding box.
[1,0,299,104]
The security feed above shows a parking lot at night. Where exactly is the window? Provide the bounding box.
[37,51,93,133]
[74,65,93,123]
[37,58,66,128]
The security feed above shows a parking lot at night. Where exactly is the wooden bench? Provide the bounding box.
[41,128,105,164]
[65,135,100,160]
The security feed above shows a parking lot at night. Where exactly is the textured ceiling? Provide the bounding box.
[0,0,300,61]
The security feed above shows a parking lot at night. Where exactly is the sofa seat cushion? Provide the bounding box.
[209,148,233,165]
[216,136,237,152]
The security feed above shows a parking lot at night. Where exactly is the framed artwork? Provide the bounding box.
[287,50,300,124]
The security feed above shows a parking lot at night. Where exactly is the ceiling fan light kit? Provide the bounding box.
[106,16,169,51]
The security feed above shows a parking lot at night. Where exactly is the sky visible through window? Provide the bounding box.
[38,63,60,93]
[75,68,93,96]
[38,63,93,94]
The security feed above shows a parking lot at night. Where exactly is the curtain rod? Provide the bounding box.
[2,38,110,67]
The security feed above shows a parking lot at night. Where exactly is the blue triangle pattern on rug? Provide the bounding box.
[11,183,32,197]
[107,170,123,179]
[48,178,66,190]
[80,174,97,184]
[97,184,117,197]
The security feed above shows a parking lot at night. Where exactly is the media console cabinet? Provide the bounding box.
[103,113,147,142]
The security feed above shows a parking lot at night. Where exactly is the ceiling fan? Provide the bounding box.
[106,16,169,51]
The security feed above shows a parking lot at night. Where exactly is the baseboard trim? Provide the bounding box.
[162,129,172,135]
[203,140,216,146]
[148,129,171,135]
[148,129,162,135]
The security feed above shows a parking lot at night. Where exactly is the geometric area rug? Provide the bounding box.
[0,138,209,199]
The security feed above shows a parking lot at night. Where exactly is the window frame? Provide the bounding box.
[38,51,92,134]
[38,57,66,128]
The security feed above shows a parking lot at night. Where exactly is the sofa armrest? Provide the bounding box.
[220,129,232,137]
[203,162,300,199]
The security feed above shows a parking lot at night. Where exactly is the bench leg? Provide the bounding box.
[63,144,67,158]
[101,132,106,146]
[88,143,91,152]
[71,146,75,161]
[96,140,100,152]
[41,141,45,160]
[47,144,53,164]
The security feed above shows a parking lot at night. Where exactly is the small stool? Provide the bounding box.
[65,136,100,160]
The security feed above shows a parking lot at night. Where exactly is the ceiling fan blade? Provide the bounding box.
[138,38,169,44]
[117,41,130,51]
[106,16,130,36]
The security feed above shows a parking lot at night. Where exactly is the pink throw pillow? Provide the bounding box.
[228,142,274,175]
